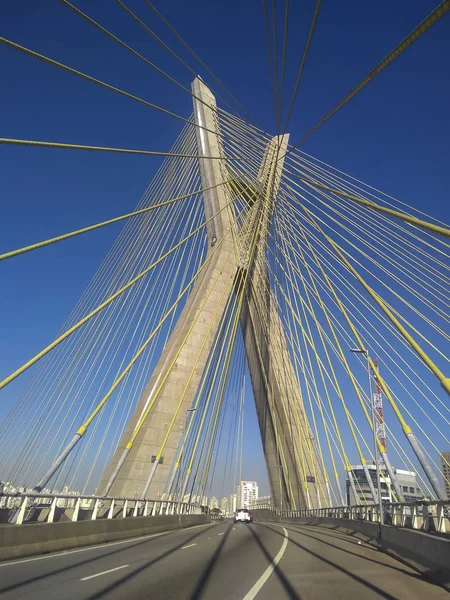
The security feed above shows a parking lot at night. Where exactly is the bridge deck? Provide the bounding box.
[0,521,446,599]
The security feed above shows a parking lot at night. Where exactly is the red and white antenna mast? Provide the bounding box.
[372,359,387,464]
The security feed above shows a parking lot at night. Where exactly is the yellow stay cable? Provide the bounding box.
[259,207,399,499]
[248,281,317,508]
[287,218,450,435]
[25,196,197,485]
[0,182,242,390]
[0,36,247,145]
[0,125,198,463]
[115,171,270,467]
[114,0,244,122]
[278,0,291,128]
[198,307,246,498]
[276,210,358,487]
[282,0,322,132]
[149,259,236,466]
[168,281,244,494]
[242,234,321,507]
[288,174,450,240]
[35,201,245,494]
[280,185,450,363]
[285,159,450,269]
[287,145,450,228]
[296,203,446,498]
[276,198,426,432]
[284,163,450,295]
[0,137,251,162]
[223,179,303,508]
[277,197,450,402]
[273,232,332,504]
[276,215,397,497]
[60,0,261,134]
[285,0,450,155]
[300,202,450,396]
[143,0,261,127]
[282,178,450,337]
[276,206,437,498]
[76,201,202,492]
[263,238,375,496]
[0,178,238,262]
[2,177,188,472]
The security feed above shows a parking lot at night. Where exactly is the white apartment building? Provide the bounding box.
[237,481,258,508]
[346,464,424,505]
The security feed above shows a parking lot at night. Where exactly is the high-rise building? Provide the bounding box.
[220,497,228,514]
[346,465,424,505]
[209,496,219,510]
[237,481,258,508]
[440,452,450,499]
[229,493,237,514]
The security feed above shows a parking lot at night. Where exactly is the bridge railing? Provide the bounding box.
[0,491,204,525]
[248,500,450,534]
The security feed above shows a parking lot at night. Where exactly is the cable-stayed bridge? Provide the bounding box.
[0,1,449,598]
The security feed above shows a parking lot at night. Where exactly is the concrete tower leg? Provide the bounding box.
[98,78,238,499]
[98,79,328,509]
[238,136,329,510]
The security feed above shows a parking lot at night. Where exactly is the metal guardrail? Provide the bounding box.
[248,500,450,534]
[0,491,204,525]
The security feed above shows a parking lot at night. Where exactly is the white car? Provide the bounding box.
[234,508,253,523]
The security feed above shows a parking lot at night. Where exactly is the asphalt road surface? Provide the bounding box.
[0,520,447,599]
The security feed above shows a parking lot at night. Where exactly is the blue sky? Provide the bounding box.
[1,0,449,497]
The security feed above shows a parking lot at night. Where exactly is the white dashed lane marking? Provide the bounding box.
[181,544,197,550]
[80,565,129,581]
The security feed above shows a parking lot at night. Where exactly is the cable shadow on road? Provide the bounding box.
[279,524,425,580]
[187,524,233,600]
[86,524,222,600]
[293,523,376,549]
[290,522,377,549]
[0,525,211,595]
[262,523,401,600]
[247,525,302,600]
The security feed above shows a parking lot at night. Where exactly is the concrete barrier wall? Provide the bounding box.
[295,516,380,544]
[251,511,450,591]
[0,514,209,562]
[251,508,280,522]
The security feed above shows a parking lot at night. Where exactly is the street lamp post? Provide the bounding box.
[175,408,196,510]
[350,347,384,524]
[183,408,196,454]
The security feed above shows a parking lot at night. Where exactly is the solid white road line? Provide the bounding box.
[0,523,213,568]
[241,526,289,600]
[181,523,213,532]
[181,544,197,550]
[80,565,129,581]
